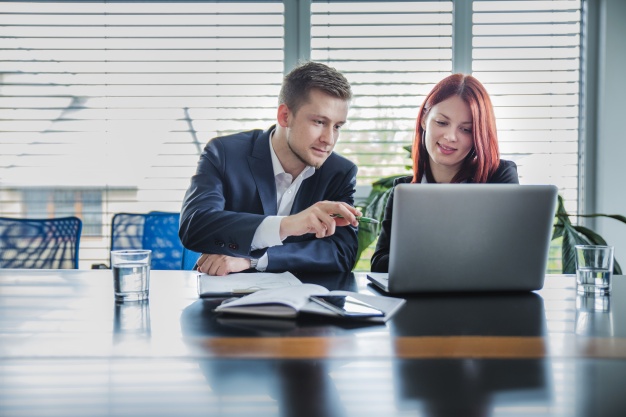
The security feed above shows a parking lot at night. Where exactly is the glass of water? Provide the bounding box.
[111,250,151,301]
[575,245,614,295]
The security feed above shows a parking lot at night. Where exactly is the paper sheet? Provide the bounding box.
[197,271,302,296]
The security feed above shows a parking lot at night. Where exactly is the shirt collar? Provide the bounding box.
[268,129,315,180]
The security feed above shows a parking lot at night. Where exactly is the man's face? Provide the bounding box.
[283,89,349,169]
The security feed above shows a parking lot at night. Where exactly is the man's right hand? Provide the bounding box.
[196,253,251,276]
[279,201,361,240]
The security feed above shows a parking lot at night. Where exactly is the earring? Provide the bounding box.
[421,130,426,149]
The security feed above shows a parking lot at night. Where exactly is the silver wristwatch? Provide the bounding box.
[250,258,259,269]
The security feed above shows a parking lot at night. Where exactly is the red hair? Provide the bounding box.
[411,74,500,183]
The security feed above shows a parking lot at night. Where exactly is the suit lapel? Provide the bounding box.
[291,172,320,214]
[247,127,278,215]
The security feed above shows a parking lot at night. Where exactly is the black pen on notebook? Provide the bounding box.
[331,213,379,225]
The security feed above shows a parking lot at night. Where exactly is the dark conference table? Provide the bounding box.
[1,269,625,417]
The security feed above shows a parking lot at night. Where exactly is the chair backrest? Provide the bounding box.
[0,216,83,269]
[110,212,183,270]
[181,247,201,270]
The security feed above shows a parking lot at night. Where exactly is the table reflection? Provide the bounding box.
[394,358,548,417]
[575,360,626,417]
[179,272,366,417]
[180,306,352,417]
[389,291,546,337]
[186,358,347,417]
[575,293,614,337]
[390,291,550,416]
[113,299,151,344]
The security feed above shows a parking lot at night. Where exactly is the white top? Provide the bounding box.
[249,130,315,270]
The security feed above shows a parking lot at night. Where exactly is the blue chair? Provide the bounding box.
[0,216,82,269]
[181,247,201,270]
[110,212,183,270]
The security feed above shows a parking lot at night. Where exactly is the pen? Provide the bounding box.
[331,214,379,225]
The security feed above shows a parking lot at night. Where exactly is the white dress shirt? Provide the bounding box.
[249,130,315,270]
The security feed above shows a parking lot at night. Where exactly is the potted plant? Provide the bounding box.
[553,195,624,274]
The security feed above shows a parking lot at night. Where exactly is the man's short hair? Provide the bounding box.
[278,61,352,114]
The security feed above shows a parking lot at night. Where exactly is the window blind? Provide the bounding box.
[312,0,581,208]
[311,1,454,184]
[472,0,582,213]
[1,0,584,270]
[0,1,284,267]
[311,0,582,271]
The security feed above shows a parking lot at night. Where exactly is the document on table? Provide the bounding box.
[197,271,302,297]
[214,283,407,323]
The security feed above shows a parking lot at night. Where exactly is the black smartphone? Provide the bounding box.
[309,295,385,318]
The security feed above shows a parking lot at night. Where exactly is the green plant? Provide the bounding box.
[553,195,625,274]
[355,174,402,264]
[354,147,413,265]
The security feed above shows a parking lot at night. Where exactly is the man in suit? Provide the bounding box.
[179,61,361,275]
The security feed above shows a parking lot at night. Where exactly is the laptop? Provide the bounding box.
[367,184,558,293]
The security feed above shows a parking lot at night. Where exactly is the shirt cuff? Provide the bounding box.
[255,253,269,272]
[251,216,285,250]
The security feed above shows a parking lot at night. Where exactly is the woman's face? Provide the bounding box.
[421,95,474,181]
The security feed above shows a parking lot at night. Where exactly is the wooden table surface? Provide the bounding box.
[1,269,625,417]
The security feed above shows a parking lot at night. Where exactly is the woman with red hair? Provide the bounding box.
[371,74,519,272]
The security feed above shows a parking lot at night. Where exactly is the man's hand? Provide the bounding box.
[196,254,251,276]
[279,201,362,240]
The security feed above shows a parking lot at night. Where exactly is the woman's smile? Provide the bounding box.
[437,142,457,155]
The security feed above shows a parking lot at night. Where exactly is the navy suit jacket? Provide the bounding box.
[179,125,359,272]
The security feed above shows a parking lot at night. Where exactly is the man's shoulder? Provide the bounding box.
[325,151,357,171]
[204,127,272,160]
[210,127,269,147]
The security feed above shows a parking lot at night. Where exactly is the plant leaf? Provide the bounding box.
[552,223,564,240]
[573,213,626,224]
[554,195,573,226]
[355,182,396,265]
[572,225,608,245]
[371,174,405,189]
[571,225,622,274]
[356,227,376,265]
[560,221,592,274]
